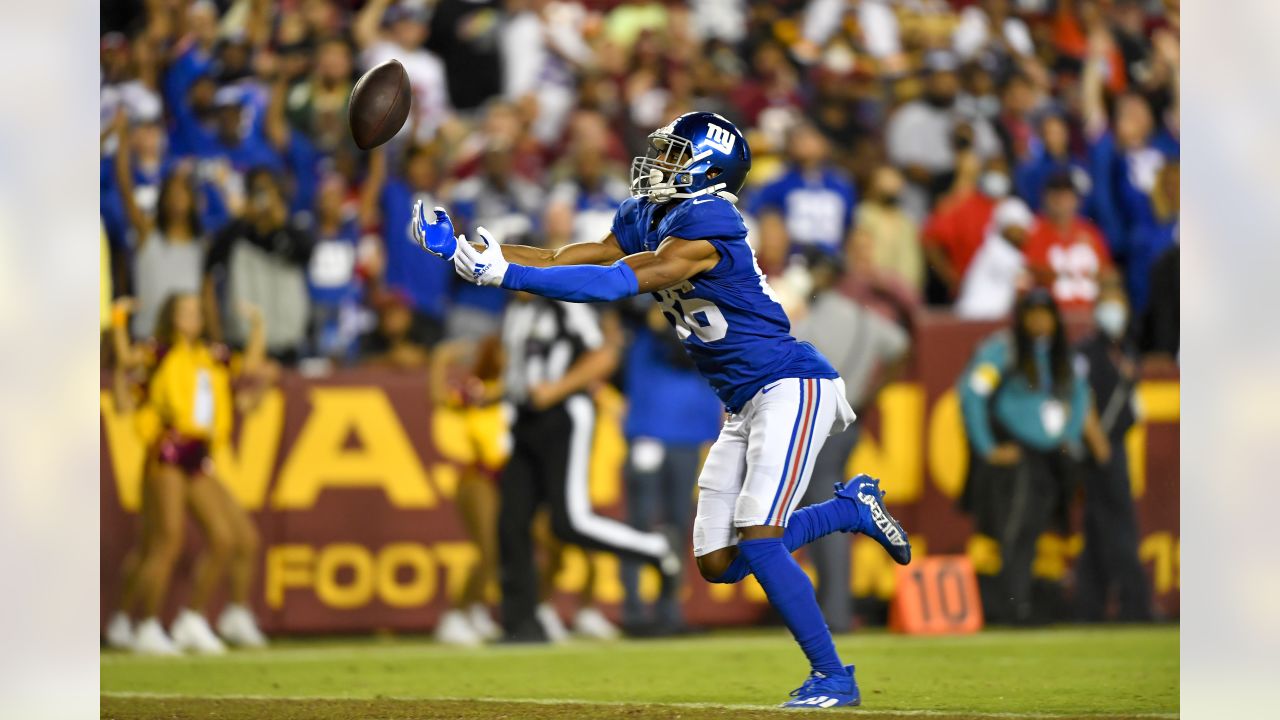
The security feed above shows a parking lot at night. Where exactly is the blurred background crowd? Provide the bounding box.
[100,0,1180,651]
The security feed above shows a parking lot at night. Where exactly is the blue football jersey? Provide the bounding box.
[611,195,837,412]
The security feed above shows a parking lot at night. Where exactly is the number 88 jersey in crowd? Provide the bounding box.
[610,193,837,414]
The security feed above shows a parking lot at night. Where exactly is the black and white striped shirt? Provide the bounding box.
[501,296,604,406]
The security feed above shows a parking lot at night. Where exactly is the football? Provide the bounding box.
[348,59,412,150]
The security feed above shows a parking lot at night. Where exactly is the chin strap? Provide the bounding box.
[645,169,679,204]
[639,172,738,205]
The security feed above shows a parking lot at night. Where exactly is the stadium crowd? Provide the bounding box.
[100,0,1180,649]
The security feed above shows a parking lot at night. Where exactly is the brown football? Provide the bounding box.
[348,59,412,150]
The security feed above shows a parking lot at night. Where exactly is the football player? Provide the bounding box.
[412,112,912,708]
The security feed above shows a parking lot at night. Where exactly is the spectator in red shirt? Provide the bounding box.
[1024,171,1115,313]
[921,154,1011,303]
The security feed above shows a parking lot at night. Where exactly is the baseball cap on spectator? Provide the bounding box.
[128,92,164,125]
[993,198,1035,233]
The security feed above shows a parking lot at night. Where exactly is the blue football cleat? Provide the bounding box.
[835,475,912,565]
[780,664,861,709]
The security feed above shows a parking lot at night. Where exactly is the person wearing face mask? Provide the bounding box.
[1073,279,1153,622]
[958,288,1089,624]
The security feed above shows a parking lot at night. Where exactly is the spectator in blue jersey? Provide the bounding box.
[258,53,328,221]
[161,0,221,156]
[167,79,284,234]
[361,145,451,348]
[958,288,1089,624]
[447,139,546,339]
[101,107,169,287]
[1081,26,1179,280]
[1014,113,1090,212]
[618,298,723,635]
[305,174,370,363]
[749,121,859,274]
[1123,161,1179,315]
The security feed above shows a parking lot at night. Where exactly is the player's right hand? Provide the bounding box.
[411,200,458,260]
[453,226,509,287]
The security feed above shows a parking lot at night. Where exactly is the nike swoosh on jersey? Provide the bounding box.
[692,197,716,205]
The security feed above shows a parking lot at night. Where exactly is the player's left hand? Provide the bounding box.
[411,200,457,260]
[454,226,508,287]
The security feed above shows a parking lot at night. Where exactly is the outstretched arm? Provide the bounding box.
[498,234,626,268]
[457,229,719,303]
[412,202,626,266]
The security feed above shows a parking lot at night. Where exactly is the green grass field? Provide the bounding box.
[101,625,1178,720]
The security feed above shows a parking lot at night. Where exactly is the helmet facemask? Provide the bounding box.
[630,132,696,204]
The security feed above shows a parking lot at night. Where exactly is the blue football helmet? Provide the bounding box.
[630,112,751,204]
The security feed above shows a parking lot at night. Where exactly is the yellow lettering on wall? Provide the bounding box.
[101,391,146,511]
[590,387,627,507]
[1126,424,1147,498]
[742,575,768,603]
[706,576,737,602]
[432,541,478,603]
[272,388,436,509]
[431,407,472,465]
[213,388,285,509]
[102,387,285,511]
[552,544,586,594]
[927,389,969,499]
[1139,532,1179,595]
[377,542,436,608]
[315,543,375,609]
[637,565,661,603]
[847,383,924,502]
[966,534,1001,576]
[432,463,460,500]
[851,536,900,600]
[588,552,625,604]
[1138,381,1181,420]
[1126,381,1180,499]
[1031,533,1081,581]
[265,544,314,609]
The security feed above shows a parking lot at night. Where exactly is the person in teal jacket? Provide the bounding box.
[959,288,1089,624]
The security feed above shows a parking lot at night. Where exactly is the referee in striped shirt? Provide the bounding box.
[497,292,682,641]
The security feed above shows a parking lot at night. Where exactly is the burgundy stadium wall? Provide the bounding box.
[100,314,1179,633]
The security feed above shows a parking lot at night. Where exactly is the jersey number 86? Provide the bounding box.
[655,284,727,343]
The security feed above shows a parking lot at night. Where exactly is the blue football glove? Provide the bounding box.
[411,200,458,260]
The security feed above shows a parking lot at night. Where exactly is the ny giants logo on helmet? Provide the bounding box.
[705,123,736,155]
